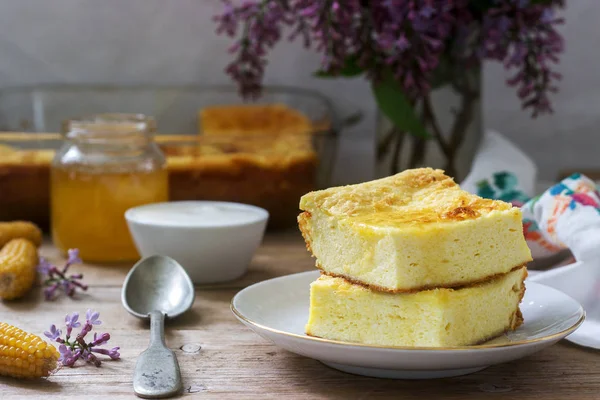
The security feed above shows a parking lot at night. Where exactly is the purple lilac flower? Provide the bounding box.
[44,310,120,368]
[367,0,470,96]
[58,345,80,367]
[83,351,101,367]
[481,0,564,115]
[57,344,71,361]
[214,0,565,116]
[43,285,59,300]
[76,309,102,344]
[37,258,53,274]
[66,249,82,267]
[44,324,62,341]
[65,312,81,337]
[65,313,81,329]
[38,249,88,300]
[91,346,121,360]
[86,309,102,325]
[91,332,111,346]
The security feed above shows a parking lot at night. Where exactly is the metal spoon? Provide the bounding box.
[121,255,195,398]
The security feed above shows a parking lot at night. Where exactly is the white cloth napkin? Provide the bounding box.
[461,130,538,200]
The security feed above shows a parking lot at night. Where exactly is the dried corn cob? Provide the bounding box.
[0,322,60,378]
[0,221,42,248]
[0,239,38,300]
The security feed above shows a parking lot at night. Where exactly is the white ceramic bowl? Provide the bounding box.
[125,201,268,284]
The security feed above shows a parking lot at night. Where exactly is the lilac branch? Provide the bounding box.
[214,0,565,116]
[38,249,88,300]
[44,310,120,368]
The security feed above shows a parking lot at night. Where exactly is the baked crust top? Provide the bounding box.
[299,168,515,226]
[200,104,312,137]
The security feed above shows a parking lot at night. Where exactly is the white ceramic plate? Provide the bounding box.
[232,271,585,379]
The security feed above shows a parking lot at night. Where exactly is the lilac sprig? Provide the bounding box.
[366,1,458,96]
[215,0,296,98]
[481,0,565,116]
[214,0,565,116]
[44,310,120,367]
[38,249,88,300]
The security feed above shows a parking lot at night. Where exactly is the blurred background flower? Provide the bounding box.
[215,0,565,178]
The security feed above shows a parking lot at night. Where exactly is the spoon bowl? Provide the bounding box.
[122,255,194,319]
[122,255,195,398]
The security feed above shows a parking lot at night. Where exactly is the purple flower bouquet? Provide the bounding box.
[214,0,564,178]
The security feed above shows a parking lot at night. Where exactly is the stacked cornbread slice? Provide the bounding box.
[299,168,532,347]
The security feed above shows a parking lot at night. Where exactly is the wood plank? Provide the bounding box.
[1,287,599,399]
[2,232,600,399]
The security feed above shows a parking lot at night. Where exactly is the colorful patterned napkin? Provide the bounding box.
[521,174,600,263]
[461,131,600,264]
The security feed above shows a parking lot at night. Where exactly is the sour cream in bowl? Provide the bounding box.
[125,201,269,284]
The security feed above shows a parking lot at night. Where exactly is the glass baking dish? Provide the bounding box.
[0,85,359,230]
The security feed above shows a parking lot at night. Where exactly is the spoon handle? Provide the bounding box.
[149,310,166,346]
[133,310,182,398]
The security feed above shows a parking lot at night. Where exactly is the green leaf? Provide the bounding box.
[314,56,363,78]
[372,74,431,139]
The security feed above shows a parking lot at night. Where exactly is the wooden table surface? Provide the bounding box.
[1,231,599,399]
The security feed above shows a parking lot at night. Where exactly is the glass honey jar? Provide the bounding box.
[51,114,168,263]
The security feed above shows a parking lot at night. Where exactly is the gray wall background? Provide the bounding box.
[0,0,595,183]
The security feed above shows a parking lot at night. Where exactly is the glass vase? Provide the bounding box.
[376,66,482,181]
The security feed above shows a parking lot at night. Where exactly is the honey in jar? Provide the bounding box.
[51,114,168,263]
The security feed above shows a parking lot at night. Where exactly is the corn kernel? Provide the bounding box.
[0,322,58,378]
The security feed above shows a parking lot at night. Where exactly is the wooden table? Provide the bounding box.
[2,231,599,399]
